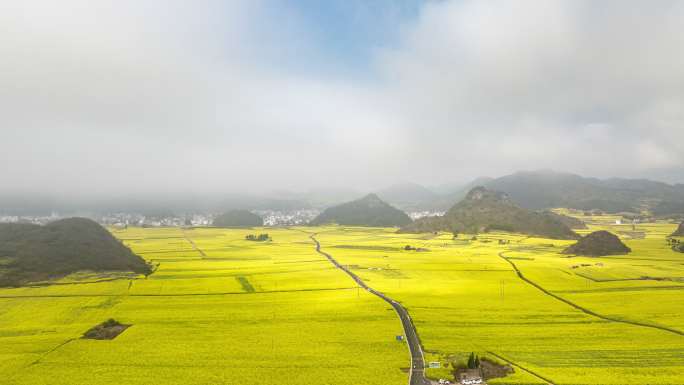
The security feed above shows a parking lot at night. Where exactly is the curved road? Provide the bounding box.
[310,234,429,385]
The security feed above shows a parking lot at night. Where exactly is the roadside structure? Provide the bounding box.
[456,368,483,385]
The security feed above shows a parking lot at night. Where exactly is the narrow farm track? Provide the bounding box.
[309,234,429,385]
[182,231,207,257]
[28,338,76,366]
[498,251,684,337]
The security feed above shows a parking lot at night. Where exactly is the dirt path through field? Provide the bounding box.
[182,230,207,257]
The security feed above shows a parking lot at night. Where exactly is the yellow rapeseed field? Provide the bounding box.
[1,215,682,384]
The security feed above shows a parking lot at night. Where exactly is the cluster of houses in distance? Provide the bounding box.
[0,209,446,227]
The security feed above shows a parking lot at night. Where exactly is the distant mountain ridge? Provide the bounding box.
[464,170,684,213]
[0,193,311,217]
[310,194,412,227]
[369,171,684,214]
[375,182,439,211]
[544,211,588,229]
[412,171,684,214]
[400,186,579,240]
[3,171,682,216]
[0,218,150,286]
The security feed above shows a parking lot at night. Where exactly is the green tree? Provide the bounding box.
[466,352,480,369]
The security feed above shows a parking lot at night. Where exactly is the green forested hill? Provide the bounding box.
[672,222,684,237]
[213,210,263,227]
[311,194,412,227]
[0,218,150,286]
[401,187,579,239]
[562,230,631,256]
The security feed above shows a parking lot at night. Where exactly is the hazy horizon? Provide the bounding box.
[2,0,684,198]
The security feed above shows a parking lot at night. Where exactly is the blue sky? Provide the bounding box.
[268,0,425,78]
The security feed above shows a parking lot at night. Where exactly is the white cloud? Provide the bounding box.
[1,0,683,197]
[375,0,684,180]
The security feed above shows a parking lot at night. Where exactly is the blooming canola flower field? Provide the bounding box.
[1,216,683,385]
[0,228,406,385]
[314,217,684,384]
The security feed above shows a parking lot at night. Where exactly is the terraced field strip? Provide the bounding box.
[574,272,684,283]
[310,234,429,385]
[499,251,684,337]
[21,277,142,287]
[0,286,357,299]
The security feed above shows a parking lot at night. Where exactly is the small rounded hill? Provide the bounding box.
[310,193,412,227]
[671,222,684,237]
[0,217,150,286]
[213,210,263,227]
[562,230,631,256]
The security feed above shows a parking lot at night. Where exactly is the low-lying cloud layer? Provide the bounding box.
[2,0,683,198]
